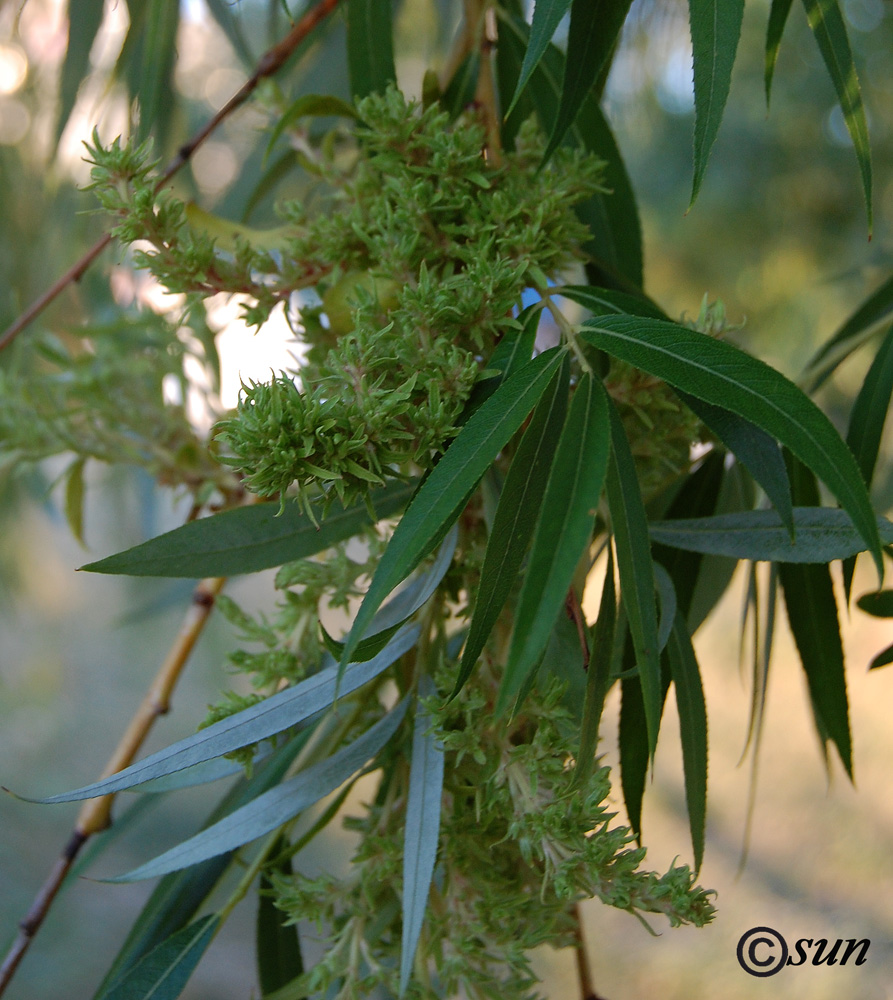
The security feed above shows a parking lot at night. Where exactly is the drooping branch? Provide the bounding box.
[0,0,344,354]
[0,576,225,997]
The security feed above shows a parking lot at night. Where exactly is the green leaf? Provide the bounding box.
[347,0,396,99]
[92,735,308,997]
[688,0,745,207]
[856,590,893,618]
[80,479,416,577]
[618,668,647,839]
[801,0,872,232]
[32,627,418,803]
[868,643,893,671]
[459,304,540,419]
[653,562,677,654]
[453,357,569,698]
[99,914,219,1000]
[580,315,884,579]
[497,372,610,712]
[606,399,662,757]
[135,0,180,147]
[676,393,793,537]
[846,324,893,492]
[506,0,572,116]
[650,507,893,562]
[576,547,616,787]
[400,677,444,997]
[496,12,643,288]
[842,324,893,598]
[805,275,893,389]
[339,349,567,671]
[543,0,633,162]
[557,285,667,321]
[108,700,409,881]
[779,559,852,776]
[323,524,457,662]
[56,0,106,146]
[257,839,303,997]
[765,0,794,107]
[63,455,88,546]
[666,614,708,871]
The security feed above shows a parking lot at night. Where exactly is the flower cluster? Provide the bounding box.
[269,664,714,1000]
[85,88,603,512]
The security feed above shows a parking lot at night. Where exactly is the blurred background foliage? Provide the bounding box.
[1,0,893,997]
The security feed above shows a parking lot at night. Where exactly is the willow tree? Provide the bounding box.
[2,1,892,998]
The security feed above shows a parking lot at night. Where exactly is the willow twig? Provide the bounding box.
[0,576,225,997]
[0,0,344,354]
[573,902,607,1000]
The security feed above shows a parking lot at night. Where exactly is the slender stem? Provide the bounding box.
[572,902,606,1000]
[0,576,225,998]
[0,0,345,354]
[76,576,226,836]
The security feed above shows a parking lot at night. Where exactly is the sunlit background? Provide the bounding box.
[2,0,893,998]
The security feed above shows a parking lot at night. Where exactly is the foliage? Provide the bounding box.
[2,1,893,998]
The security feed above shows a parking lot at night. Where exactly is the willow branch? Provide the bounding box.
[0,576,225,998]
[0,0,344,354]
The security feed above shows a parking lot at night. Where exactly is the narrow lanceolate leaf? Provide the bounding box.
[453,358,569,698]
[506,0,573,116]
[400,677,445,997]
[557,285,668,321]
[846,324,893,492]
[347,0,396,99]
[649,508,893,563]
[779,561,852,777]
[765,0,794,108]
[324,525,457,663]
[64,456,88,546]
[496,13,643,288]
[805,274,893,389]
[676,392,794,537]
[801,0,872,232]
[619,671,648,839]
[688,0,745,206]
[136,0,180,147]
[543,0,634,162]
[580,315,884,579]
[257,839,303,996]
[99,914,219,1000]
[108,700,409,882]
[842,324,893,598]
[606,401,662,757]
[56,0,105,145]
[32,627,418,802]
[666,614,708,871]
[81,479,415,577]
[340,349,567,671]
[577,547,616,787]
[497,372,610,712]
[91,735,308,998]
[653,562,677,654]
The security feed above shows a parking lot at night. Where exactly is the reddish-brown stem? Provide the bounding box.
[573,903,607,1000]
[0,0,344,354]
